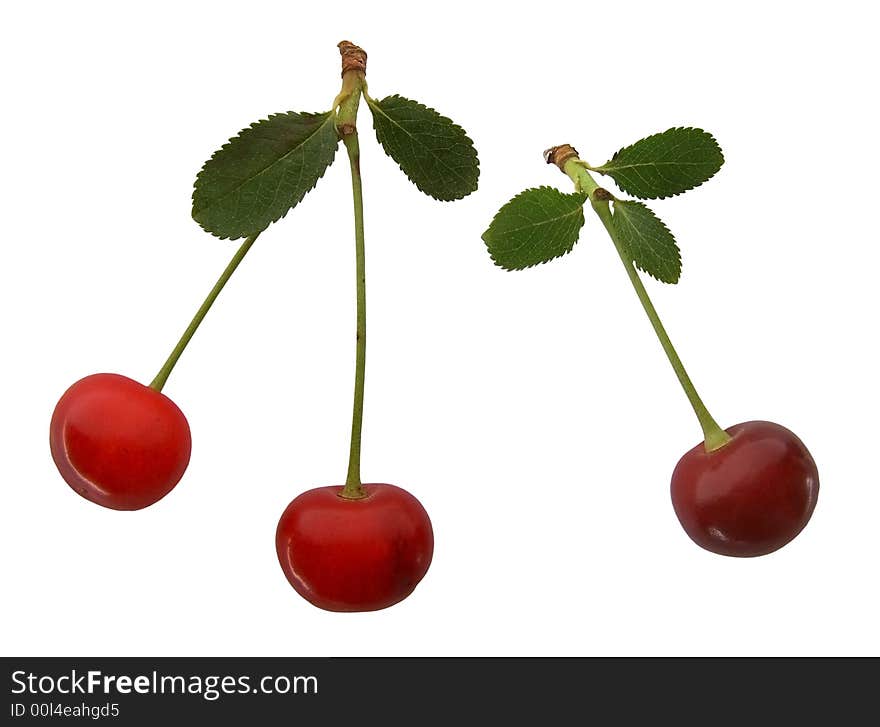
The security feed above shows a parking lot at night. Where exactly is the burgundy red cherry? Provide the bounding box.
[50,373,191,510]
[533,143,822,557]
[276,484,434,612]
[671,420,819,557]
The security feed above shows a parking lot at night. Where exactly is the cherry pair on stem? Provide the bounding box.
[49,41,477,611]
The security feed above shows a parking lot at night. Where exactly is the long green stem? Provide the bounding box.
[562,158,731,451]
[150,233,259,392]
[335,66,368,499]
[342,132,367,497]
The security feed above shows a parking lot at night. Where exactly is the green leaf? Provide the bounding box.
[192,111,339,239]
[482,187,587,271]
[367,95,479,201]
[611,201,681,283]
[594,127,723,199]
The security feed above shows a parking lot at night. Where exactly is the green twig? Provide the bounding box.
[150,233,259,392]
[336,66,369,499]
[561,157,731,451]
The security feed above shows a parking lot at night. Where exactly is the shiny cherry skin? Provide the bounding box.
[276,483,434,612]
[671,420,818,557]
[50,373,192,510]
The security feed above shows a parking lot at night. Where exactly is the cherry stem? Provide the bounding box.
[337,63,368,499]
[561,157,731,452]
[149,233,259,392]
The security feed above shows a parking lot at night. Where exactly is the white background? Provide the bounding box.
[2,0,878,656]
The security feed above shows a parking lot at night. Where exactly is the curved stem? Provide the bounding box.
[562,159,731,451]
[341,131,367,498]
[150,233,259,392]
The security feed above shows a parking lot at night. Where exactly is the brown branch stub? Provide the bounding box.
[544,144,579,171]
[338,41,367,76]
[593,187,614,202]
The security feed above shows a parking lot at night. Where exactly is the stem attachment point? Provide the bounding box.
[338,41,367,76]
[544,144,579,170]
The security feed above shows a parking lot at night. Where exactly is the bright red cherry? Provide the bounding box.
[671,420,818,557]
[276,484,434,612]
[50,373,192,510]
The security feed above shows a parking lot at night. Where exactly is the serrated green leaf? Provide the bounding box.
[367,95,479,201]
[594,128,723,199]
[482,187,587,271]
[612,201,681,283]
[192,111,339,239]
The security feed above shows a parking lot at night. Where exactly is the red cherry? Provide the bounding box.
[50,373,192,511]
[276,484,434,612]
[671,420,818,557]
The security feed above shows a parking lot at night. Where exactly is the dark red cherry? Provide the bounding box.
[671,420,819,557]
[276,483,434,612]
[50,373,192,510]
